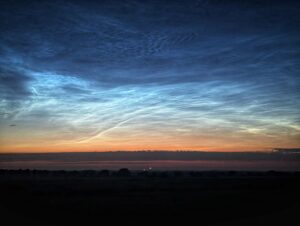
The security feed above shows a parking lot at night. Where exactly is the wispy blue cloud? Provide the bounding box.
[0,0,299,151]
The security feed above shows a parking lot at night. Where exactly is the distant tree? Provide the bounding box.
[117,168,131,177]
[158,172,168,178]
[99,170,110,177]
[228,171,236,176]
[138,171,149,177]
[189,171,199,177]
[151,172,157,177]
[173,171,182,177]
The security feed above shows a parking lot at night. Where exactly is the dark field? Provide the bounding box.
[1,170,300,225]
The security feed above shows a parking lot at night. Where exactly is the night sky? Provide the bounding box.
[0,0,300,152]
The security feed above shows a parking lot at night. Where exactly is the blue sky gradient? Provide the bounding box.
[0,0,300,152]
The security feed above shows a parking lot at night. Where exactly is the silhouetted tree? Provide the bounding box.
[158,172,168,178]
[138,171,149,177]
[173,171,182,177]
[117,168,131,177]
[99,170,110,177]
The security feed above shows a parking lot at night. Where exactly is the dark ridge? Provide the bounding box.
[1,169,299,178]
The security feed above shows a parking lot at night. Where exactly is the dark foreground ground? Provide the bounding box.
[0,170,300,226]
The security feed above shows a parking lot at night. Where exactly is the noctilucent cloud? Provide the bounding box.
[0,0,300,152]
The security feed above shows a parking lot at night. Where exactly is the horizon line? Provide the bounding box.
[2,149,299,155]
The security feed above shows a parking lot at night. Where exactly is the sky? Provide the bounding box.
[0,0,300,153]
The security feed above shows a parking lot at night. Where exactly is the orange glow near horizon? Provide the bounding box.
[1,131,299,153]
